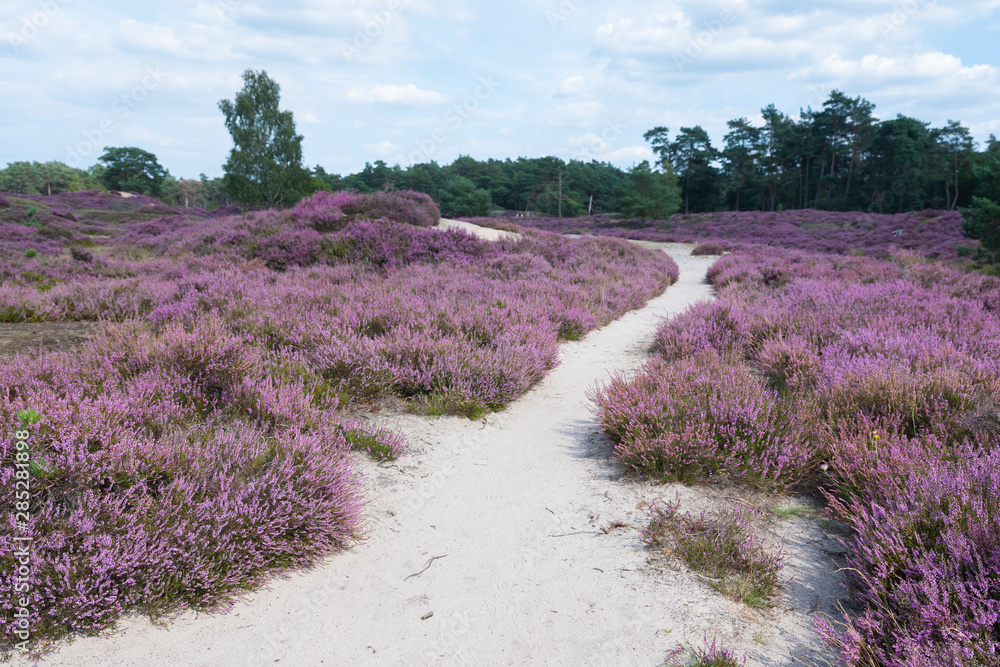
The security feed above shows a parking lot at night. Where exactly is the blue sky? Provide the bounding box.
[1,0,998,179]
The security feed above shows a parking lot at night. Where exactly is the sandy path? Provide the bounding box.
[21,243,845,666]
[435,218,522,242]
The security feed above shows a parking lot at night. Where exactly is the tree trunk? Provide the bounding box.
[685,170,691,215]
[951,154,960,210]
[815,151,826,208]
[802,157,810,209]
[557,170,563,218]
[843,138,859,210]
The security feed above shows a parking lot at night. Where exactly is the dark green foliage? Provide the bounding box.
[218,69,311,208]
[438,176,492,217]
[962,196,1000,262]
[310,155,629,217]
[670,125,721,214]
[24,203,40,227]
[0,161,103,195]
[97,147,168,197]
[619,161,681,221]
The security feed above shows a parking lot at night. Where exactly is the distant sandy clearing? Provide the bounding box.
[436,218,522,242]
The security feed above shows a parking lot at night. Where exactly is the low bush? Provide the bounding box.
[691,241,726,256]
[645,496,784,608]
[592,353,814,491]
[667,636,747,667]
[292,189,440,231]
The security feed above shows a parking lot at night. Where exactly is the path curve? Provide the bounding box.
[22,244,842,666]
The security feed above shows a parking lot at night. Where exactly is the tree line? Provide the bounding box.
[643,90,999,216]
[0,154,232,209]
[3,77,998,257]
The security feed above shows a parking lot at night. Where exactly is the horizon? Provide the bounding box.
[2,0,999,180]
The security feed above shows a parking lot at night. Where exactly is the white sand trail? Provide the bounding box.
[435,218,522,242]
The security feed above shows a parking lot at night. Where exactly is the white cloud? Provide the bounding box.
[789,52,1000,108]
[367,140,399,154]
[558,75,589,96]
[347,83,448,105]
[2,0,999,178]
[795,52,995,83]
[594,9,690,53]
[599,145,654,165]
[567,133,608,150]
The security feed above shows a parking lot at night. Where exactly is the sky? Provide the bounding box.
[1,0,999,180]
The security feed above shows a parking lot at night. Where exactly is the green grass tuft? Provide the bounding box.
[342,428,398,462]
[407,392,490,420]
[645,496,783,608]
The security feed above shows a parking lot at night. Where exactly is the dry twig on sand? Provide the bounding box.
[405,555,447,580]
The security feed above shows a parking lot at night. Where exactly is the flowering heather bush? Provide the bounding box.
[13,190,189,226]
[0,195,677,648]
[819,448,1000,667]
[33,190,171,212]
[597,244,1000,664]
[0,224,68,260]
[290,190,353,231]
[292,189,440,231]
[645,495,784,608]
[667,636,747,667]
[0,316,390,644]
[0,194,9,208]
[332,219,486,270]
[348,189,440,228]
[591,353,813,491]
[483,208,976,261]
[691,241,726,256]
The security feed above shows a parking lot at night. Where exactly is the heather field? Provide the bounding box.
[6,186,998,665]
[593,246,1000,666]
[464,208,977,262]
[0,190,678,651]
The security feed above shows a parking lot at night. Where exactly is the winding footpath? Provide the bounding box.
[24,245,844,666]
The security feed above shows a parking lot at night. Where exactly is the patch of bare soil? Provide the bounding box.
[0,322,102,357]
